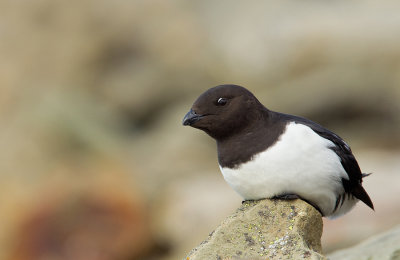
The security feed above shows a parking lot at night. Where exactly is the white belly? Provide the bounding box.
[219,122,356,217]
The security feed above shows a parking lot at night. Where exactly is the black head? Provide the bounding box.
[182,84,266,139]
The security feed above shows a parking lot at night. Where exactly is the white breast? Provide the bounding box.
[219,122,357,217]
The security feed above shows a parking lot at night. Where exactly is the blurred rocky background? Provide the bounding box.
[1,0,400,259]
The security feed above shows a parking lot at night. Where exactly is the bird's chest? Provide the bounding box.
[218,123,345,200]
[217,122,286,169]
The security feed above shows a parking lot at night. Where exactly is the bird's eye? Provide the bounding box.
[216,97,228,106]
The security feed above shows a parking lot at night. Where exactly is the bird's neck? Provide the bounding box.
[217,110,285,169]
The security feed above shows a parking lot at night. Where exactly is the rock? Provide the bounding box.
[327,225,400,260]
[185,199,325,260]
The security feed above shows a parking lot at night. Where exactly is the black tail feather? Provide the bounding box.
[352,184,374,210]
[362,172,372,178]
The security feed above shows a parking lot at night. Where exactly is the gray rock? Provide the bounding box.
[185,199,325,260]
[327,225,400,260]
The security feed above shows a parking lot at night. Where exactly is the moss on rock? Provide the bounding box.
[185,199,325,260]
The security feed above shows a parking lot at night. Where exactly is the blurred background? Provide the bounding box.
[1,0,400,259]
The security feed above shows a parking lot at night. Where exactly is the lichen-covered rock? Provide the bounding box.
[327,225,400,260]
[185,199,325,260]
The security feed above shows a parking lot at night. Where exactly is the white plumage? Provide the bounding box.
[219,122,358,218]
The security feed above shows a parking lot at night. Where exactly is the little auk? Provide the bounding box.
[182,84,374,218]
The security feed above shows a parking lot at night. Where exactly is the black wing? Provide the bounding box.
[276,112,374,210]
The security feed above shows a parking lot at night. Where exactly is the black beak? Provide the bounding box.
[182,109,202,126]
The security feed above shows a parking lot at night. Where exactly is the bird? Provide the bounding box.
[182,84,374,218]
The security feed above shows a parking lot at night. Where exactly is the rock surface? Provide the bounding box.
[327,225,400,260]
[185,199,325,260]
